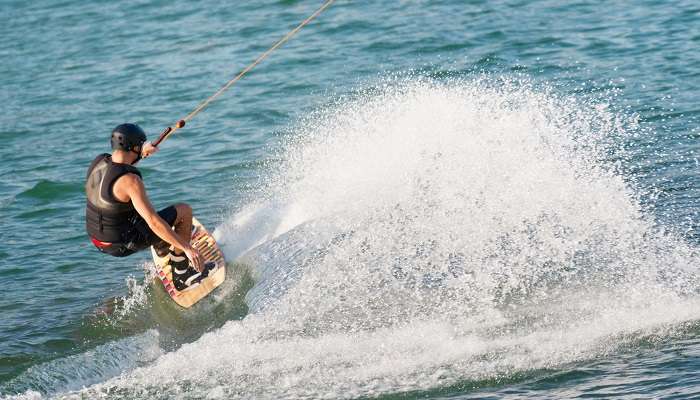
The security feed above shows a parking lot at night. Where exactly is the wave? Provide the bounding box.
[8,76,700,399]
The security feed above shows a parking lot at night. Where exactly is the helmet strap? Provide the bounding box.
[131,147,143,164]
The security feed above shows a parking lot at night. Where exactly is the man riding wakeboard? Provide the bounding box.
[85,123,205,291]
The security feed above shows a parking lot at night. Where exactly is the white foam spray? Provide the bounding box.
[19,77,700,399]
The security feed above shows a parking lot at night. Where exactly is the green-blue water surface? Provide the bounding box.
[1,0,699,398]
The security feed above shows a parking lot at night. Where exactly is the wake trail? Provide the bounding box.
[7,76,700,399]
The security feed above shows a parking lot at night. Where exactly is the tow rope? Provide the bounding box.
[153,0,336,147]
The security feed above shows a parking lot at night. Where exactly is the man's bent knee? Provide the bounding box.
[173,203,192,221]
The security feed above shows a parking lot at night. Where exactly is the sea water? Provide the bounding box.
[1,1,699,399]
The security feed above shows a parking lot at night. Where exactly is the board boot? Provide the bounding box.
[168,252,205,291]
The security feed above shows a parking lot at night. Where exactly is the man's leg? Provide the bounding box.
[171,203,193,254]
[164,203,206,290]
[151,203,191,257]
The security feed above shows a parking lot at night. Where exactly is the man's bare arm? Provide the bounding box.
[118,175,202,269]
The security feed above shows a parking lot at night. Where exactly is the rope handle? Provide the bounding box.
[153,119,185,147]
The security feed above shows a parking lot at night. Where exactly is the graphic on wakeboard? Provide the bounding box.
[151,217,226,308]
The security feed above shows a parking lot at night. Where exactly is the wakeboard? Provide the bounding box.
[150,217,226,308]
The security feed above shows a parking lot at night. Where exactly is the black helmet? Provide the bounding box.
[111,123,147,152]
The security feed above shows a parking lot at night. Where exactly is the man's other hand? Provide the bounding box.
[183,245,203,272]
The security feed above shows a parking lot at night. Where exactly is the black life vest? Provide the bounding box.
[85,154,142,243]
